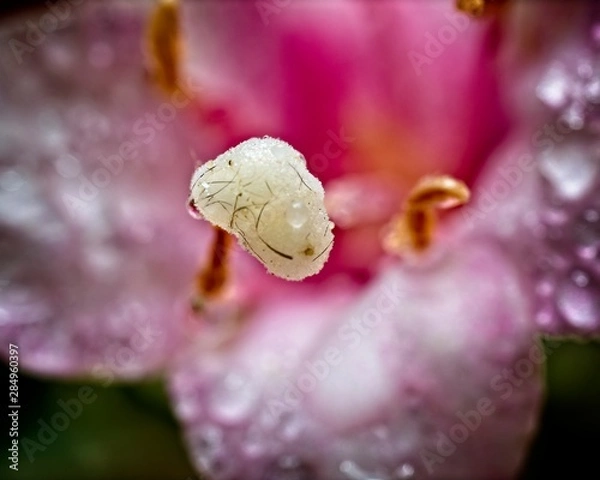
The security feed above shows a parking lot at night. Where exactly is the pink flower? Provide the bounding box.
[0,1,598,479]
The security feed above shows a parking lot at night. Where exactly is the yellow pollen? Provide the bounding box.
[384,175,470,255]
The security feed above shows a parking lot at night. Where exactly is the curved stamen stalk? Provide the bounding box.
[384,175,470,255]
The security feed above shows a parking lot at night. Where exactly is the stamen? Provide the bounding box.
[188,137,334,281]
[456,0,508,17]
[384,175,470,255]
[193,226,232,311]
[146,0,181,93]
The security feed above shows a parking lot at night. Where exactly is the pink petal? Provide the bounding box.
[181,1,512,279]
[169,241,542,479]
[0,2,212,376]
[461,0,600,336]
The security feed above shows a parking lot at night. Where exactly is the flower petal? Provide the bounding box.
[0,2,210,377]
[462,0,600,336]
[170,241,542,479]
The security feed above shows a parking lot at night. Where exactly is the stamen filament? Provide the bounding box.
[193,226,232,310]
[384,175,470,255]
[146,0,181,93]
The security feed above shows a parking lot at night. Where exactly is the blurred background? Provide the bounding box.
[1,1,599,479]
[2,340,600,479]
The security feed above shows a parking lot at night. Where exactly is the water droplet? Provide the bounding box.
[339,460,383,480]
[556,269,600,330]
[271,144,290,162]
[209,372,258,424]
[187,198,203,219]
[0,307,9,326]
[572,269,590,287]
[279,412,303,441]
[574,208,600,249]
[174,396,202,421]
[584,79,600,103]
[55,154,81,178]
[591,23,600,46]
[242,426,265,458]
[264,458,315,480]
[371,426,389,440]
[0,170,24,192]
[561,105,584,130]
[43,41,75,72]
[577,62,593,79]
[536,277,555,297]
[535,308,555,329]
[190,425,223,470]
[394,463,415,479]
[584,209,600,223]
[286,200,309,229]
[542,207,568,226]
[539,144,598,200]
[536,64,569,108]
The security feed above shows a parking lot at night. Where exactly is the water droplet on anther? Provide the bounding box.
[188,198,203,219]
[286,200,309,229]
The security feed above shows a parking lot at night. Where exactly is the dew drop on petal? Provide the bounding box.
[535,277,555,297]
[209,372,258,424]
[394,463,415,479]
[339,460,383,480]
[241,426,265,458]
[535,307,556,330]
[592,23,600,46]
[573,208,600,258]
[0,170,24,192]
[189,425,224,473]
[264,457,315,480]
[584,78,600,103]
[556,269,600,330]
[539,144,598,201]
[562,105,585,130]
[55,154,82,179]
[536,63,569,109]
